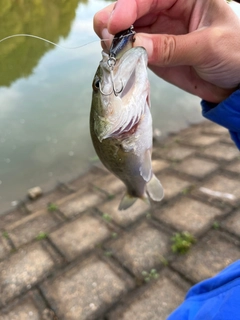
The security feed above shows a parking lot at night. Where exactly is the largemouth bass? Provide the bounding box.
[90,28,164,210]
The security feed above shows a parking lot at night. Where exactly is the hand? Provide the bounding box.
[94,0,240,103]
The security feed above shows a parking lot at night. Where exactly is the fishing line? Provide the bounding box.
[0,33,127,50]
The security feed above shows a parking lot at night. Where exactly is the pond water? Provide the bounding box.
[4,0,238,213]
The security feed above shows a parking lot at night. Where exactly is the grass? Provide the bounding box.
[142,269,159,282]
[2,231,9,239]
[47,203,58,212]
[171,231,196,254]
[212,221,220,230]
[36,232,48,240]
[102,213,112,223]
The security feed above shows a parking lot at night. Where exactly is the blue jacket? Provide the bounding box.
[168,90,240,319]
[168,260,240,320]
[201,89,240,149]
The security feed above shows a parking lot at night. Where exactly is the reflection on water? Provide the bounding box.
[0,0,83,87]
[0,0,203,214]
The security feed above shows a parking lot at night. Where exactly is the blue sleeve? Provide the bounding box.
[167,260,240,320]
[201,89,240,149]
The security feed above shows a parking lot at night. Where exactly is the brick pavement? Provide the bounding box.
[1,121,240,319]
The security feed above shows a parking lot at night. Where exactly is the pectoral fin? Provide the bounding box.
[140,149,152,182]
[146,174,164,201]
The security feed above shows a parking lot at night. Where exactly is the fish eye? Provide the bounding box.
[92,78,100,91]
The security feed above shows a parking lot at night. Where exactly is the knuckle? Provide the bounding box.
[153,35,177,66]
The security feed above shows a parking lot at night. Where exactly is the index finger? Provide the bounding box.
[93,0,177,38]
[108,0,177,34]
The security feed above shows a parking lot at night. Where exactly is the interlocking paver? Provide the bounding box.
[174,157,218,179]
[92,174,125,195]
[0,209,27,230]
[151,159,169,172]
[155,145,195,161]
[106,221,170,277]
[49,215,110,260]
[0,291,54,320]
[222,210,240,237]
[172,231,240,283]
[0,237,11,261]
[58,188,105,218]
[26,189,69,213]
[203,143,239,161]
[6,210,61,248]
[156,173,191,200]
[108,269,188,320]
[179,134,220,147]
[98,196,150,227]
[0,242,60,307]
[226,160,240,174]
[41,256,134,320]
[154,198,222,235]
[196,174,240,204]
[202,123,228,135]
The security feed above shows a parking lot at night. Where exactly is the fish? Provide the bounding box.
[90,28,164,210]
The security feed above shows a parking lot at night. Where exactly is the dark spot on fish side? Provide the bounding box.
[195,85,197,89]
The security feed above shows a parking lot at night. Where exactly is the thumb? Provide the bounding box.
[133,31,212,67]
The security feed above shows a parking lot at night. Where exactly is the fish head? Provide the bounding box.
[91,47,150,142]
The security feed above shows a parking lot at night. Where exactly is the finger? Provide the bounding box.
[108,0,177,34]
[93,3,115,38]
[133,30,213,67]
[149,65,234,103]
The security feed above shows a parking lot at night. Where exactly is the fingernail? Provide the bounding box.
[110,1,118,19]
[134,35,153,60]
[101,28,114,50]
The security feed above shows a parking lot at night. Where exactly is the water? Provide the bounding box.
[0,0,206,214]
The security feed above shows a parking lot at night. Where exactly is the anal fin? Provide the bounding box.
[146,174,164,201]
[118,193,138,211]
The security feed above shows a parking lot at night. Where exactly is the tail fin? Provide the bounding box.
[146,174,164,201]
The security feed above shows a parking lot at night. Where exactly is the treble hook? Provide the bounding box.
[99,57,124,96]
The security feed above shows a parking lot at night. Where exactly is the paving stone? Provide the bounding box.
[179,134,220,147]
[98,196,150,227]
[226,160,240,174]
[92,174,125,196]
[0,209,27,230]
[151,159,169,173]
[203,143,239,161]
[156,173,191,200]
[0,237,11,261]
[0,291,53,320]
[172,231,240,283]
[6,210,61,248]
[201,123,228,135]
[222,210,240,237]
[196,174,240,204]
[49,215,110,260]
[108,270,187,320]
[41,256,133,320]
[0,297,40,320]
[174,157,218,179]
[26,189,69,213]
[220,133,234,145]
[68,167,106,191]
[155,145,195,161]
[58,188,105,218]
[0,242,59,307]
[154,198,223,236]
[106,222,170,277]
